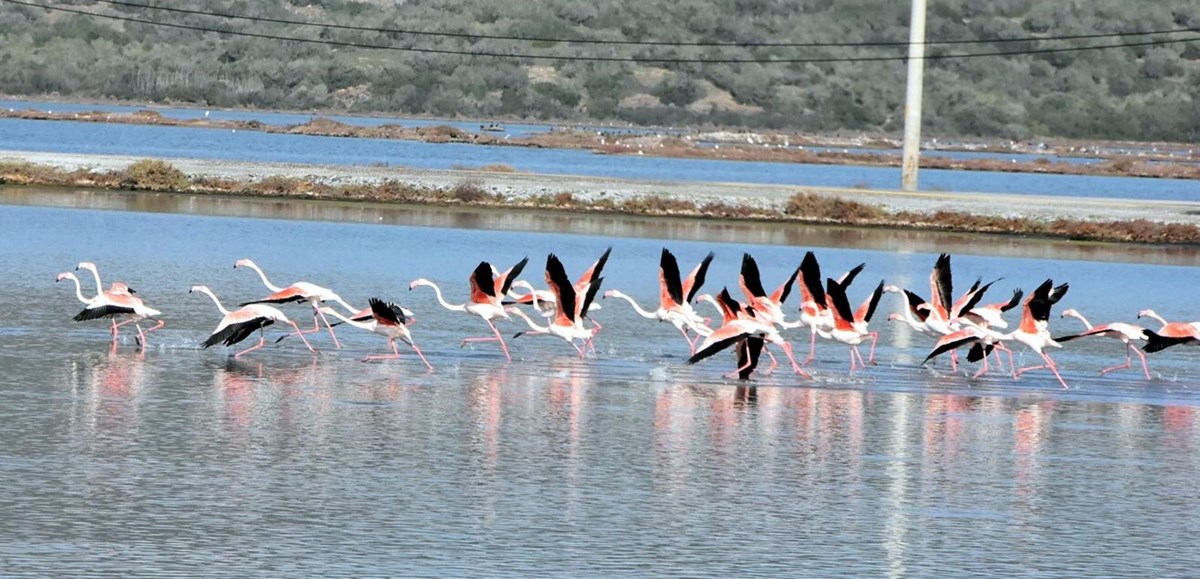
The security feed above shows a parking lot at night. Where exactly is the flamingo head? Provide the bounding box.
[189,285,209,295]
[409,278,431,291]
[887,313,901,322]
[1060,308,1079,319]
[693,293,713,303]
[233,258,255,270]
[1137,309,1155,319]
[55,272,75,283]
[76,262,97,273]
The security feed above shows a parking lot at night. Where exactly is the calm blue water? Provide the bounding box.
[4,115,1199,200]
[1,194,1200,575]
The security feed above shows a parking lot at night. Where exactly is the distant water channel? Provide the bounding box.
[4,114,1200,200]
[2,187,1200,575]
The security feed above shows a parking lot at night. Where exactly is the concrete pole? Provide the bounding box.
[900,0,927,191]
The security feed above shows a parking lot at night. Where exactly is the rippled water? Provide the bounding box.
[2,192,1200,575]
[4,115,1200,200]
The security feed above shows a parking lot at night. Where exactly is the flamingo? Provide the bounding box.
[884,284,932,333]
[74,261,166,341]
[822,277,875,373]
[738,252,800,325]
[190,285,315,358]
[1056,309,1150,379]
[319,298,432,370]
[234,258,360,349]
[794,251,864,363]
[921,321,1011,378]
[603,248,713,353]
[687,288,808,379]
[409,257,528,361]
[1006,279,1070,389]
[57,271,164,348]
[507,254,603,357]
[1137,310,1200,352]
[507,249,610,313]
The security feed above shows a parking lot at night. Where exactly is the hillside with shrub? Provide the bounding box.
[3,0,1200,141]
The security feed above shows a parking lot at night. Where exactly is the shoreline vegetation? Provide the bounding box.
[2,157,1198,246]
[7,107,1200,181]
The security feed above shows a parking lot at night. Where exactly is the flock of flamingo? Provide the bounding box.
[55,250,1198,388]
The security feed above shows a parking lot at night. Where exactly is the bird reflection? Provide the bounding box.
[82,349,151,439]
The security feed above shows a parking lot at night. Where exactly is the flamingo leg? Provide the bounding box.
[950,349,958,373]
[235,334,267,358]
[408,341,434,372]
[803,328,818,365]
[286,321,317,353]
[1043,352,1069,389]
[972,350,990,379]
[1099,347,1134,377]
[779,342,811,378]
[489,319,510,361]
[867,331,879,364]
[677,324,697,354]
[133,321,146,348]
[763,348,779,375]
[364,338,402,362]
[725,341,756,380]
[314,307,342,349]
[1132,344,1151,380]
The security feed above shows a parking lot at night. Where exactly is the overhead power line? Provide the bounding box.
[5,0,1200,64]
[85,0,1200,49]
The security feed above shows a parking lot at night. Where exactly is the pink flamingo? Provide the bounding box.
[410,257,528,361]
[1056,308,1150,379]
[57,271,163,348]
[508,254,604,357]
[1007,279,1071,389]
[688,289,808,379]
[1137,309,1200,352]
[603,248,713,353]
[235,258,360,349]
[190,285,315,358]
[320,298,432,370]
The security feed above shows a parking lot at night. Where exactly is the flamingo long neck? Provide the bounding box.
[609,291,658,319]
[1148,312,1169,327]
[1067,311,1093,330]
[422,282,466,312]
[244,262,284,293]
[327,294,360,314]
[197,288,231,315]
[63,274,89,304]
[320,307,371,331]
[509,308,549,332]
[81,266,103,296]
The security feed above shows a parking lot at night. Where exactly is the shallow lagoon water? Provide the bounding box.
[5,116,1200,200]
[2,189,1200,575]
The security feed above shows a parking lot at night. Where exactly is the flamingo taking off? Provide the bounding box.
[1056,308,1150,379]
[1007,279,1070,388]
[508,253,604,357]
[603,248,713,353]
[409,257,528,361]
[688,288,808,379]
[1137,309,1200,352]
[235,258,360,349]
[190,285,315,358]
[794,251,864,363]
[57,271,164,348]
[319,298,432,369]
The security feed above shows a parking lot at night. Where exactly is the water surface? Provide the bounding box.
[2,196,1199,575]
[5,116,1200,200]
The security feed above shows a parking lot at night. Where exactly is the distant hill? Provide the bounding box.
[3,0,1200,141]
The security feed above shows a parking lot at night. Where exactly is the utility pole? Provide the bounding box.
[900,0,927,191]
